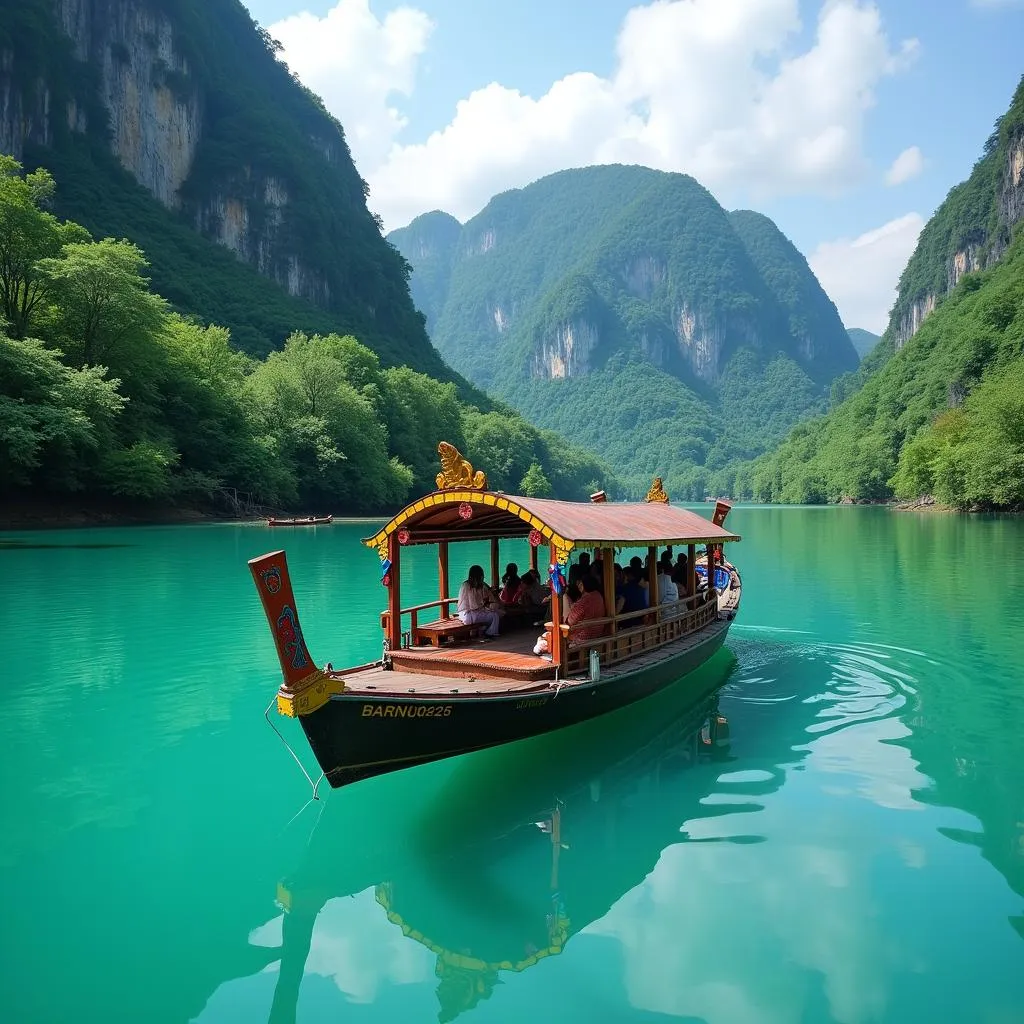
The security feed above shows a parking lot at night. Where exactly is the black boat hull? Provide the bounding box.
[301,619,731,788]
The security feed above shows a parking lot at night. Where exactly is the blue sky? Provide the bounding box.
[239,0,1023,332]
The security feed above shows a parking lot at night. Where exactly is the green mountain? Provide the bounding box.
[847,328,881,359]
[0,2,614,513]
[0,0,454,377]
[388,166,858,498]
[752,75,1024,508]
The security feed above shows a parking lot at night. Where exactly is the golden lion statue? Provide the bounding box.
[436,441,487,490]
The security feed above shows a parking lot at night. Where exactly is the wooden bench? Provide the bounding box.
[413,617,484,647]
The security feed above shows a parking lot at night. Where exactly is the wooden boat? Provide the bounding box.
[249,444,741,790]
[266,514,333,527]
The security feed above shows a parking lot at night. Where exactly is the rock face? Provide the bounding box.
[0,0,392,317]
[390,166,857,391]
[86,1,202,208]
[531,319,599,379]
[890,84,1024,351]
[676,303,726,381]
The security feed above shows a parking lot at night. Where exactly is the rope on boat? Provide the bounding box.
[264,697,326,801]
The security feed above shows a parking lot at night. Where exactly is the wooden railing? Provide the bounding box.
[554,589,719,674]
[380,597,456,642]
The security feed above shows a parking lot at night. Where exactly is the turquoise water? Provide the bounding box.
[1,507,1023,1023]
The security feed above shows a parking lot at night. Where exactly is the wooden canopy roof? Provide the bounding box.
[364,488,740,556]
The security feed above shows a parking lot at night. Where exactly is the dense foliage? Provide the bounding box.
[0,159,612,513]
[389,166,857,496]
[748,76,1024,510]
[728,210,854,382]
[9,0,460,381]
[751,232,1024,508]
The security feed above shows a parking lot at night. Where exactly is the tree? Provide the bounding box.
[519,461,553,497]
[0,332,124,489]
[0,156,89,338]
[383,366,465,493]
[39,238,170,367]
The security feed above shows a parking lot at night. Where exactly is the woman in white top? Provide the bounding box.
[657,567,679,605]
[457,565,501,637]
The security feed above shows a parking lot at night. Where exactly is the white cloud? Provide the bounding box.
[884,146,924,186]
[268,0,434,170]
[809,213,925,333]
[271,0,919,230]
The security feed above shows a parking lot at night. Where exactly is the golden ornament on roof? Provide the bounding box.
[436,441,487,490]
[645,477,669,503]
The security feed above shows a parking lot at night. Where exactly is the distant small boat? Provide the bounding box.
[266,515,333,527]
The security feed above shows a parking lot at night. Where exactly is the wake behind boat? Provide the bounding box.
[249,444,741,789]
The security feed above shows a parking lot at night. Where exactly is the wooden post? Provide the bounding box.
[687,543,696,599]
[438,540,449,613]
[648,545,659,622]
[529,541,538,573]
[549,544,564,670]
[387,533,402,650]
[490,536,500,590]
[603,546,616,634]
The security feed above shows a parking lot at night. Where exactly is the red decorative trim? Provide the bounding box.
[528,529,543,547]
[458,502,473,520]
[397,528,411,545]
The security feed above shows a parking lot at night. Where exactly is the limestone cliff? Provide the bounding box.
[0,0,430,361]
[531,319,600,379]
[391,166,856,393]
[889,79,1024,351]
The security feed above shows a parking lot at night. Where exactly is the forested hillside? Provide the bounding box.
[752,75,1024,509]
[389,166,857,498]
[0,159,611,515]
[0,0,452,375]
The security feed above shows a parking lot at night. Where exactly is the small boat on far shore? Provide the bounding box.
[267,515,333,527]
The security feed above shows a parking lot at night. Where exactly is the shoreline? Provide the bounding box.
[0,499,390,532]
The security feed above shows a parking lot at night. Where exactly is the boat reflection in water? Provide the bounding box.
[268,664,771,1023]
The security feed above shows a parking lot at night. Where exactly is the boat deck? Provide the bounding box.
[330,614,730,700]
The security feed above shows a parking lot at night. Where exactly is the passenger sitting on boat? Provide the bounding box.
[566,575,607,644]
[672,554,689,591]
[517,569,549,611]
[561,565,584,619]
[615,565,649,628]
[457,565,501,638]
[657,562,679,605]
[499,562,523,604]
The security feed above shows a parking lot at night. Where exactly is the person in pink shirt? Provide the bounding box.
[566,574,607,645]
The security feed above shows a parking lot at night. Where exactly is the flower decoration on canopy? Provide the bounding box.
[528,529,543,547]
[397,528,410,545]
[458,502,473,520]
